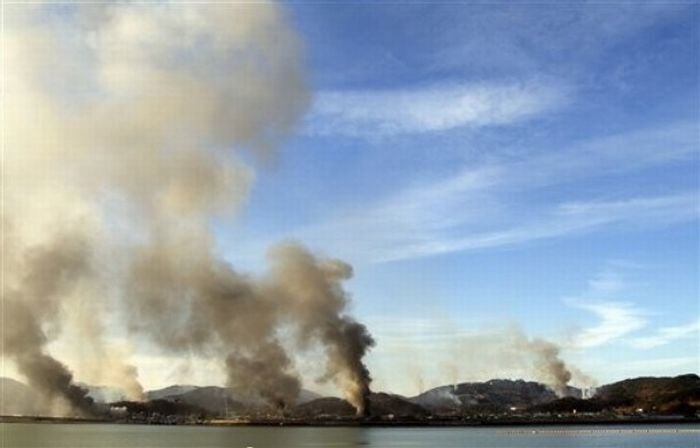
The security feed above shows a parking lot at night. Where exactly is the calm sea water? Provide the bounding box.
[1,423,698,448]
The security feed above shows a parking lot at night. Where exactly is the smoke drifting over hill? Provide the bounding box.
[4,2,373,416]
[516,334,572,396]
[392,326,593,398]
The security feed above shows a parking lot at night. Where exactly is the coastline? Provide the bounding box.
[2,415,698,428]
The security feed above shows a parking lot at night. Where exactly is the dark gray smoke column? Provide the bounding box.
[124,240,301,409]
[266,244,376,416]
[225,342,301,410]
[125,240,375,414]
[4,234,95,416]
[523,337,572,396]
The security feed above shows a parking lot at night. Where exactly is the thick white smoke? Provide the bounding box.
[4,2,374,416]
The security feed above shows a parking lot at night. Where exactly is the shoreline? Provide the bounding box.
[1,415,698,428]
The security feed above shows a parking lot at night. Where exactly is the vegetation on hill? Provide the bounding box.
[4,374,698,421]
[593,374,700,415]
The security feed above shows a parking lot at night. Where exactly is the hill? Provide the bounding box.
[411,379,562,414]
[145,385,323,416]
[158,386,247,416]
[593,374,700,415]
[293,397,355,418]
[5,374,698,421]
[293,392,429,419]
[145,385,199,401]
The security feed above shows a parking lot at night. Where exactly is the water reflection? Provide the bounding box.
[1,423,698,448]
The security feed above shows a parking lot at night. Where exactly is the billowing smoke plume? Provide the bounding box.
[5,2,374,416]
[124,240,374,413]
[4,232,96,415]
[266,244,375,415]
[226,343,301,411]
[515,335,572,396]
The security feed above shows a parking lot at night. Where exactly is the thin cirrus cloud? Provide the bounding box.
[629,318,700,349]
[305,80,567,137]
[294,121,698,264]
[371,192,697,263]
[587,270,627,296]
[570,302,649,349]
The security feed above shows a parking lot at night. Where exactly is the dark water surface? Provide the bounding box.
[1,423,698,448]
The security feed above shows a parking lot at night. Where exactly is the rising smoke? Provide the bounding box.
[265,244,375,414]
[431,326,587,397]
[515,334,572,396]
[4,232,96,415]
[4,2,373,416]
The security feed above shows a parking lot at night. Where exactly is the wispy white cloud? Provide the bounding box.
[290,121,697,264]
[306,80,566,137]
[629,318,700,349]
[565,267,698,355]
[571,302,648,348]
[302,190,696,264]
[381,192,696,262]
[587,270,626,295]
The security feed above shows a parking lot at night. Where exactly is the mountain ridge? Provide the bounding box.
[3,374,697,419]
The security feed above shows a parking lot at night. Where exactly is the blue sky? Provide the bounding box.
[215,2,699,393]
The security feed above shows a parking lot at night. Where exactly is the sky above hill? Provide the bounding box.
[218,2,699,393]
[5,2,698,398]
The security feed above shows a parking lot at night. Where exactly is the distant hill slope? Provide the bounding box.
[160,386,246,415]
[593,373,700,414]
[7,374,698,419]
[294,397,355,417]
[145,385,199,401]
[294,392,429,418]
[411,379,563,414]
[369,392,430,417]
[145,385,322,416]
[0,377,43,416]
[297,389,323,404]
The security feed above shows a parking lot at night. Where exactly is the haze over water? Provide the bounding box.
[3,423,699,448]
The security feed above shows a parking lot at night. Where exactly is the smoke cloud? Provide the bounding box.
[4,232,96,415]
[5,2,374,416]
[419,326,585,397]
[266,244,375,415]
[515,334,572,396]
[456,327,579,396]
